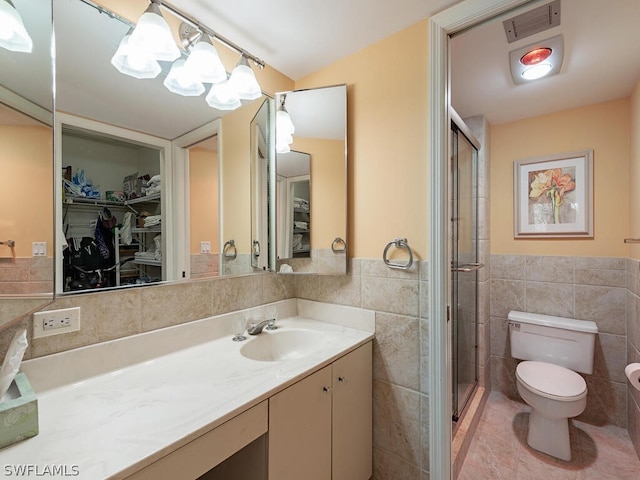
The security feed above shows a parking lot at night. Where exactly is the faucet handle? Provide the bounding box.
[265,318,277,331]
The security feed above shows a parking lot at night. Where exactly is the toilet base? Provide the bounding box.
[527,409,572,461]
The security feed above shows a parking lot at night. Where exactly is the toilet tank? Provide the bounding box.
[508,310,598,374]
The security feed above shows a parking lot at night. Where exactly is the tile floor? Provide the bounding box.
[458,391,640,479]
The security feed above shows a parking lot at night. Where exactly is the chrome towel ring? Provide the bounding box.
[383,238,413,270]
[331,237,347,253]
[223,239,237,260]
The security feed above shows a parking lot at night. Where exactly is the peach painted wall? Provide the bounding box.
[630,80,640,260]
[0,125,53,258]
[491,98,631,257]
[294,20,429,259]
[290,137,346,249]
[189,147,219,255]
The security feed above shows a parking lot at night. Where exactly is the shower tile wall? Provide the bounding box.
[627,258,640,457]
[465,115,491,390]
[490,254,628,427]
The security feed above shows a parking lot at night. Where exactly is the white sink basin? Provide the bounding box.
[240,330,319,362]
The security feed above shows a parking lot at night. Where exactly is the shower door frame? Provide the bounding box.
[450,117,480,423]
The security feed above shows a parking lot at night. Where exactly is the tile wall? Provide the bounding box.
[190,253,219,279]
[627,258,640,456]
[0,257,53,294]
[490,254,629,427]
[294,258,430,479]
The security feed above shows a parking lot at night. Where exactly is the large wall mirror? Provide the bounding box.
[0,0,54,327]
[274,85,347,274]
[52,0,273,295]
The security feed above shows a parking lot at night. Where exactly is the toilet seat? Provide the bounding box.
[516,361,587,402]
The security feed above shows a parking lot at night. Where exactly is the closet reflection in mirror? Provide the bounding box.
[53,0,273,293]
[275,85,347,274]
[0,0,54,305]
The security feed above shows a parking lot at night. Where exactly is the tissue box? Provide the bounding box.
[0,373,38,449]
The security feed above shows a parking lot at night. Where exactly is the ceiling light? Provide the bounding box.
[0,0,32,53]
[183,34,227,84]
[522,63,553,80]
[111,28,161,79]
[206,80,241,111]
[129,1,180,62]
[229,54,262,101]
[520,47,552,66]
[164,59,205,96]
[509,34,564,85]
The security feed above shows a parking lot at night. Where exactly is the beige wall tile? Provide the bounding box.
[373,312,420,390]
[575,285,626,334]
[373,380,421,466]
[373,446,421,480]
[363,276,419,317]
[525,282,574,317]
[490,279,524,317]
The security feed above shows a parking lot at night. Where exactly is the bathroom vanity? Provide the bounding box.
[0,301,373,480]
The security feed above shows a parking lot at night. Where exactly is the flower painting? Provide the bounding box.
[528,167,576,225]
[514,151,593,238]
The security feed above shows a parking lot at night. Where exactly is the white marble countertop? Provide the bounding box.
[0,300,374,479]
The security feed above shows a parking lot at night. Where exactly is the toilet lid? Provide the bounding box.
[516,361,586,399]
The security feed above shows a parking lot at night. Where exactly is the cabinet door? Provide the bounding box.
[268,365,332,480]
[332,342,373,480]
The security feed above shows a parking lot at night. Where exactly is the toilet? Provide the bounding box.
[507,310,598,461]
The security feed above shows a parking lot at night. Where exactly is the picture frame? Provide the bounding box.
[514,150,593,238]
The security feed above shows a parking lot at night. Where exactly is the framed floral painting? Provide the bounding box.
[514,150,593,238]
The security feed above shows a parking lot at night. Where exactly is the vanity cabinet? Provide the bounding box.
[268,342,372,480]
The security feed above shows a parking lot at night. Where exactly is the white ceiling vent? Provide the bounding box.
[503,0,561,43]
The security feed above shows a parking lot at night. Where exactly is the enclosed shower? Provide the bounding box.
[450,115,482,422]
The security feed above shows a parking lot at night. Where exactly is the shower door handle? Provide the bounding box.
[452,263,485,272]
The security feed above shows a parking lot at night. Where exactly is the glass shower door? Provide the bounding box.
[451,122,479,422]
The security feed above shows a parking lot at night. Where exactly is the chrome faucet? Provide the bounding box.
[247,319,276,335]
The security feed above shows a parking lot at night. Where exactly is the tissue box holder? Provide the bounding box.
[0,373,38,449]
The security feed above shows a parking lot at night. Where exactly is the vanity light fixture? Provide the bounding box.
[229,54,262,101]
[276,94,295,154]
[128,0,180,62]
[180,25,227,85]
[110,28,162,79]
[109,0,266,110]
[509,34,564,85]
[0,0,33,53]
[206,79,242,111]
[163,58,206,96]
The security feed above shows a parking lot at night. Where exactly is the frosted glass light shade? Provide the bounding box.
[129,2,180,62]
[184,38,227,84]
[276,109,295,135]
[0,0,32,53]
[229,55,261,100]
[111,32,161,79]
[206,80,241,111]
[164,59,205,96]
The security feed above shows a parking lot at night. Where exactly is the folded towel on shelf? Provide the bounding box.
[143,215,162,228]
[144,184,161,196]
[147,174,161,185]
[293,197,309,210]
[294,221,308,230]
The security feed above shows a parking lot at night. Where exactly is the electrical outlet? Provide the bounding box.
[32,242,47,257]
[33,307,81,339]
[200,241,211,254]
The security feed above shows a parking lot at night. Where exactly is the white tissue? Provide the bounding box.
[0,329,28,402]
[279,264,293,273]
[625,363,640,392]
